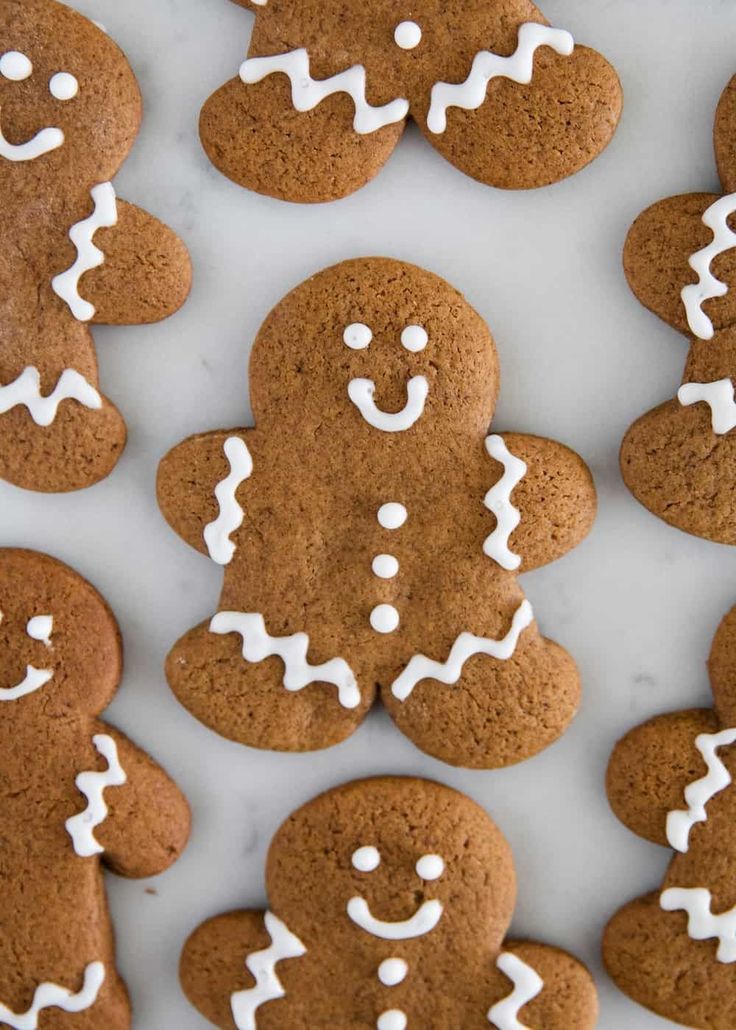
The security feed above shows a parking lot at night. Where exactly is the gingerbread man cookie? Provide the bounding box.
[0,0,191,492]
[200,0,622,202]
[604,603,736,1028]
[0,548,190,1028]
[621,74,736,543]
[181,776,598,1029]
[158,257,596,768]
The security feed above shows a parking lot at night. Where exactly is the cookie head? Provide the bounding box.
[250,258,498,440]
[0,549,121,718]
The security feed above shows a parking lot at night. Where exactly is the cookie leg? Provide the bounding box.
[603,892,736,1029]
[199,76,404,203]
[488,941,597,1030]
[166,620,372,752]
[43,968,130,1028]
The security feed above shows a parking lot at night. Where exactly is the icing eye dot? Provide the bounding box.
[377,502,408,530]
[26,615,53,646]
[49,72,79,101]
[352,845,381,872]
[416,854,445,880]
[378,958,409,986]
[343,323,372,350]
[1,51,33,81]
[394,21,422,50]
[401,325,428,353]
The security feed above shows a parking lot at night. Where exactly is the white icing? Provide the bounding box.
[0,120,63,161]
[483,435,527,571]
[0,962,105,1030]
[394,21,422,50]
[210,611,360,709]
[0,666,53,702]
[52,182,118,321]
[372,554,399,579]
[370,604,400,634]
[348,896,443,940]
[427,22,574,134]
[487,952,544,1030]
[348,376,429,432]
[377,503,407,530]
[203,436,253,565]
[661,887,736,962]
[377,1011,407,1030]
[231,912,306,1030]
[26,615,53,646]
[240,49,409,134]
[678,379,736,435]
[682,192,736,340]
[391,599,534,701]
[415,854,444,881]
[65,734,127,857]
[49,72,79,101]
[344,323,373,350]
[666,727,736,853]
[352,845,381,872]
[0,51,32,81]
[378,958,408,986]
[0,367,102,427]
[400,324,428,352]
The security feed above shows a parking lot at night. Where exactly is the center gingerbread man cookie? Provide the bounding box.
[200,0,622,202]
[180,776,598,1029]
[157,257,596,768]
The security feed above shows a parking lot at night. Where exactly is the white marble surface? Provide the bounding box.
[6,0,736,1026]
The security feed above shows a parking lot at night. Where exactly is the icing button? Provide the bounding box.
[394,21,422,50]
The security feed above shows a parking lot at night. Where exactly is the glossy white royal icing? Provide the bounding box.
[348,376,429,431]
[240,49,409,134]
[415,854,444,880]
[370,603,400,634]
[394,21,422,50]
[660,887,736,962]
[483,435,527,571]
[377,1011,407,1030]
[26,615,53,646]
[352,845,381,872]
[0,367,102,427]
[391,599,534,701]
[49,72,79,101]
[344,323,373,349]
[682,193,736,340]
[0,665,53,702]
[666,727,736,853]
[52,182,118,321]
[378,958,408,986]
[347,896,443,940]
[400,324,428,352]
[210,611,360,709]
[377,503,407,530]
[0,962,105,1030]
[231,912,306,1030]
[372,554,399,579]
[678,379,736,435]
[0,121,64,161]
[203,437,253,565]
[427,22,574,134]
[487,952,544,1030]
[65,734,127,857]
[0,51,33,81]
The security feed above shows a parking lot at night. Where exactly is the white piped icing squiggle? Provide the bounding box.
[0,665,53,702]
[666,727,736,853]
[52,182,118,321]
[240,49,409,135]
[682,193,736,340]
[230,911,306,1030]
[391,599,534,701]
[347,895,443,940]
[427,23,574,134]
[487,952,544,1030]
[660,887,736,962]
[0,961,105,1030]
[678,379,736,435]
[210,611,360,709]
[348,376,428,432]
[203,436,253,565]
[483,435,527,570]
[0,367,102,427]
[65,734,127,857]
[0,119,64,162]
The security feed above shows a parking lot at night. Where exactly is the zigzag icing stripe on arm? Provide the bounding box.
[427,23,574,134]
[240,49,409,134]
[666,727,736,852]
[488,952,544,1030]
[52,182,118,321]
[660,887,736,962]
[678,379,736,435]
[230,912,306,1030]
[203,437,253,565]
[65,734,127,857]
[682,193,736,340]
[0,367,102,427]
[210,611,360,709]
[0,962,105,1030]
[483,435,527,570]
[391,599,534,701]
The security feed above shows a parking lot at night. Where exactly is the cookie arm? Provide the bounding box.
[82,200,191,325]
[488,941,598,1029]
[606,708,720,846]
[92,724,191,878]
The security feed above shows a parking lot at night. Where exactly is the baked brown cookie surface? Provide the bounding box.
[604,604,736,1028]
[621,74,736,543]
[0,0,191,493]
[0,548,190,1028]
[158,257,596,768]
[180,776,598,1029]
[200,0,622,202]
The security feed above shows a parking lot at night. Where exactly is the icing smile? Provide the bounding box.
[348,375,429,432]
[0,664,53,701]
[346,895,443,939]
[0,112,64,162]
